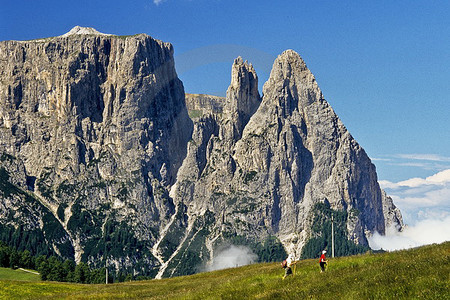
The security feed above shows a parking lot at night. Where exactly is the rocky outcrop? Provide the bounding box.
[381,190,404,230]
[0,28,402,278]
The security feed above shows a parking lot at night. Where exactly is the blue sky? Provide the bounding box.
[1,1,449,230]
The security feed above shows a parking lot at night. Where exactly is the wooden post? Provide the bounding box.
[331,215,335,258]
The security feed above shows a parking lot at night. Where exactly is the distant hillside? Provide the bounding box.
[0,267,40,282]
[1,242,448,299]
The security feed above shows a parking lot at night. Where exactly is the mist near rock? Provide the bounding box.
[368,216,450,251]
[203,245,258,272]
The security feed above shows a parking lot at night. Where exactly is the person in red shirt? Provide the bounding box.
[319,250,327,272]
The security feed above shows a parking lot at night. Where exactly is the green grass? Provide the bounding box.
[188,109,203,119]
[0,268,40,282]
[0,242,449,299]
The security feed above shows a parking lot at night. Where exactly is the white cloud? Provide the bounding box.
[153,0,166,5]
[378,180,399,189]
[393,190,450,210]
[377,168,450,250]
[396,154,450,162]
[372,153,450,173]
[379,169,450,189]
[368,216,450,251]
[371,158,392,162]
[427,169,450,183]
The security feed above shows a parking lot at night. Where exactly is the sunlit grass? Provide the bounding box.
[0,268,40,281]
[0,242,448,299]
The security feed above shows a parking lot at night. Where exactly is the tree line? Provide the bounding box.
[0,242,151,283]
[301,202,370,259]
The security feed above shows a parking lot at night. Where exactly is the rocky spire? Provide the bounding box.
[220,56,260,141]
[262,49,323,116]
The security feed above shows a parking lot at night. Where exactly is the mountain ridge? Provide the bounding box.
[0,28,402,278]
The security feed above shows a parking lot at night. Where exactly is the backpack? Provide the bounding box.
[281,260,287,268]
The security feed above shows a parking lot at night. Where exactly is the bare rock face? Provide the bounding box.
[0,27,193,271]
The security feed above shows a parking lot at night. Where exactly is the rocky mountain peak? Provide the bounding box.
[60,26,111,37]
[261,49,322,118]
[275,49,309,74]
[221,56,260,140]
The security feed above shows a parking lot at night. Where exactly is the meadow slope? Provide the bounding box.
[0,242,448,299]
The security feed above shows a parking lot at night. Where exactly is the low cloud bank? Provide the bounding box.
[374,168,450,250]
[369,216,450,251]
[203,245,257,272]
[379,169,450,226]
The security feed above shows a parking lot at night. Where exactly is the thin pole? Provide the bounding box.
[331,215,335,258]
[105,218,108,284]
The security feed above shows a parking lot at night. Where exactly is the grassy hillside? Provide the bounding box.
[0,242,448,299]
[0,268,40,282]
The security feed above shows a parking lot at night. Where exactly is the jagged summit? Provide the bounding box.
[267,49,310,82]
[221,56,260,140]
[60,26,112,37]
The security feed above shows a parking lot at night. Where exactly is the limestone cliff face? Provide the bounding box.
[0,29,402,278]
[0,29,192,269]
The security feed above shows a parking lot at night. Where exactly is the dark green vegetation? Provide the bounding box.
[162,208,213,278]
[0,242,448,299]
[1,157,286,281]
[0,241,155,284]
[0,242,106,283]
[187,109,203,119]
[67,202,157,276]
[301,202,369,259]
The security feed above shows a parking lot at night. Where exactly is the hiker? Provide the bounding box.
[282,254,296,279]
[319,250,327,272]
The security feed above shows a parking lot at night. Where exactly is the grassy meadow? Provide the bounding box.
[0,268,40,282]
[0,242,448,299]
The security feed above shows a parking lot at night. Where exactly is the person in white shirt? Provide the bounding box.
[282,254,297,279]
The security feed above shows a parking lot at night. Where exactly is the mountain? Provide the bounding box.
[0,27,192,276]
[0,27,402,278]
